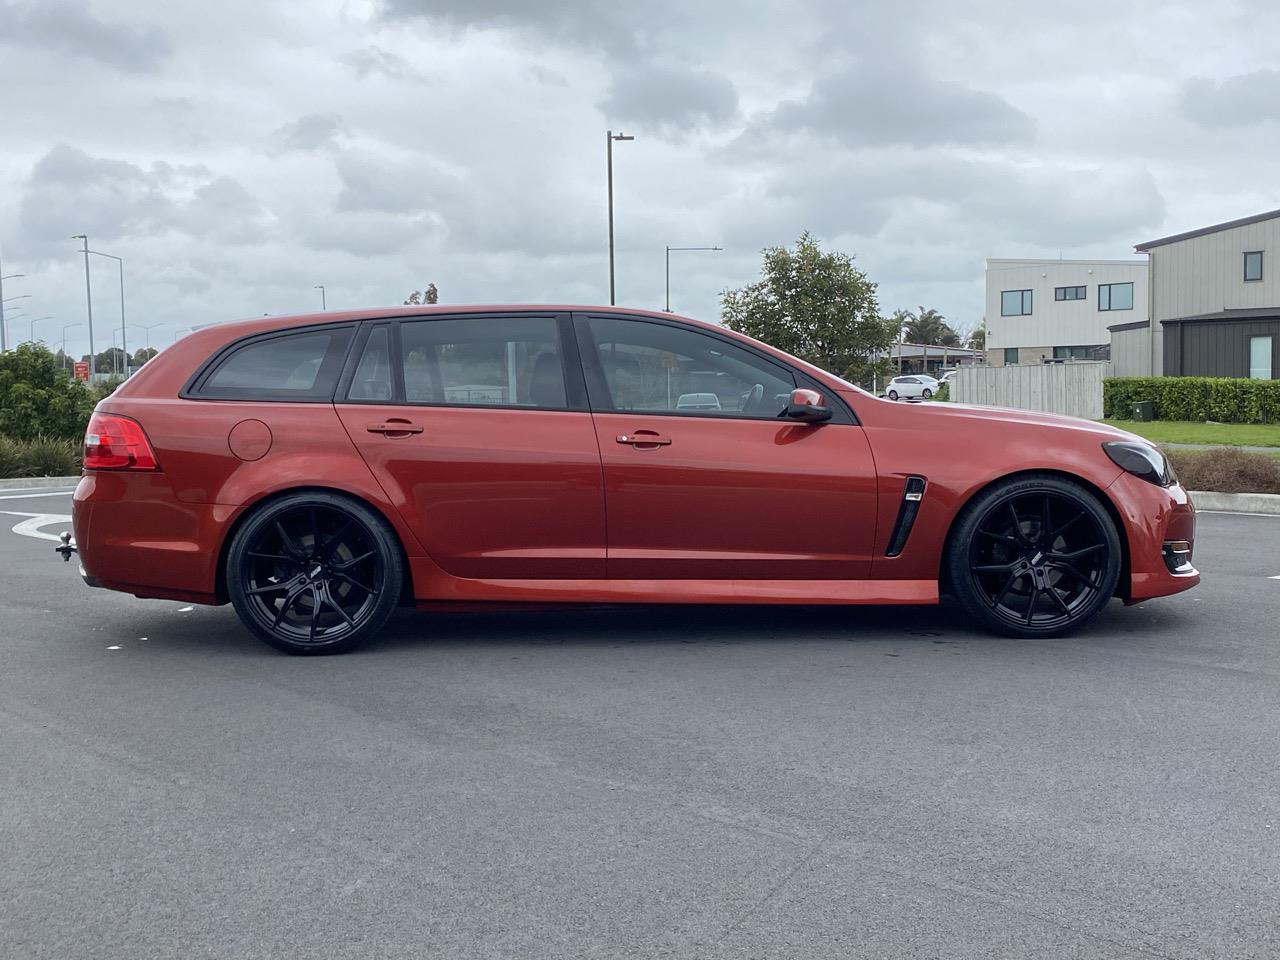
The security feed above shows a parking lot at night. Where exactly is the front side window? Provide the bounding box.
[1001,289,1033,316]
[399,316,567,409]
[1245,251,1264,282]
[1098,282,1134,311]
[1250,336,1273,379]
[1003,348,1018,364]
[583,316,795,418]
[196,327,353,400]
[1055,285,1086,301]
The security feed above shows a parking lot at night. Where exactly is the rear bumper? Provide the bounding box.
[73,473,231,605]
[1106,472,1199,603]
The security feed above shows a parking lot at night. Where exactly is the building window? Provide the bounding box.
[1003,347,1018,364]
[1001,289,1032,316]
[1244,251,1264,282]
[1053,346,1090,360]
[1054,285,1086,301]
[1250,336,1273,379]
[1098,282,1134,312]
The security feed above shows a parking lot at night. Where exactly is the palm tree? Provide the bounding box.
[901,307,960,347]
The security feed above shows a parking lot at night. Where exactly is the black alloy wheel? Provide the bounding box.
[947,476,1121,638]
[227,492,402,655]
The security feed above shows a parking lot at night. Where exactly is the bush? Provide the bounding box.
[0,343,97,440]
[931,382,950,402]
[1105,376,1280,423]
[0,435,82,478]
[1167,447,1280,494]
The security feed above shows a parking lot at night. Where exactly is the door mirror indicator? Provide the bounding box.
[785,388,832,423]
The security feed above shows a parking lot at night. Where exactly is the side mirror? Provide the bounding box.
[785,387,832,423]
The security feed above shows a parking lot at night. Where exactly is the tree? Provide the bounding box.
[88,346,129,374]
[721,233,897,385]
[965,323,986,351]
[403,282,439,305]
[899,307,960,347]
[0,342,97,441]
[132,346,159,366]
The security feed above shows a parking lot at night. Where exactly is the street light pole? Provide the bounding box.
[315,285,326,310]
[664,245,723,313]
[60,322,82,371]
[0,251,25,352]
[606,130,634,306]
[72,236,95,379]
[86,249,125,376]
[28,316,53,343]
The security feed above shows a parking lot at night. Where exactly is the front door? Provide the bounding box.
[576,313,878,580]
[335,315,606,580]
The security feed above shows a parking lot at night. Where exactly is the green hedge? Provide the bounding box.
[1104,377,1280,423]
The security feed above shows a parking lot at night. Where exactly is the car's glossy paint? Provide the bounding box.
[75,305,1199,610]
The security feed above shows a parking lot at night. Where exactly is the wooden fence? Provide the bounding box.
[950,362,1108,419]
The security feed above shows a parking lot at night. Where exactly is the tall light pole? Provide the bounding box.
[60,321,82,371]
[606,130,634,305]
[315,285,326,310]
[28,315,53,343]
[85,249,125,376]
[72,235,95,378]
[0,252,24,352]
[664,245,723,313]
[136,322,163,350]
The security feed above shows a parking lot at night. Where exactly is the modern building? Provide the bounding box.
[984,258,1148,366]
[1111,209,1279,379]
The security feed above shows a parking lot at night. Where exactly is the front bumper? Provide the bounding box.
[1106,471,1199,602]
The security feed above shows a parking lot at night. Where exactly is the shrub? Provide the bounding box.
[1166,447,1280,495]
[1105,376,1280,423]
[0,436,26,478]
[0,436,82,478]
[933,382,950,402]
[0,342,98,440]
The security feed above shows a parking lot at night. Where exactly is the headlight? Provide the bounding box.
[1103,441,1175,486]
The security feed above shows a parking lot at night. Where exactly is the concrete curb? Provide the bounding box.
[0,476,81,492]
[1189,490,1280,515]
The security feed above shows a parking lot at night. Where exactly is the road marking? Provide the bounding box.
[0,490,76,501]
[1270,575,1280,580]
[0,511,73,543]
[1196,510,1280,519]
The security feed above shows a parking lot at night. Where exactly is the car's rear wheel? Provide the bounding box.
[947,476,1121,638]
[922,387,933,399]
[888,390,899,401]
[226,492,403,655]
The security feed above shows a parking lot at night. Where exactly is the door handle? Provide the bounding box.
[366,420,423,436]
[616,433,671,447]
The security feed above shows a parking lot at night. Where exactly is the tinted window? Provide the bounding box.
[1001,289,1032,316]
[400,316,567,409]
[584,316,795,418]
[198,327,352,400]
[348,325,394,401]
[1055,285,1086,301]
[1098,282,1134,311]
[1245,251,1263,282]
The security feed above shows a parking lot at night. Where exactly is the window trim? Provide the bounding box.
[1244,250,1264,282]
[1000,289,1033,316]
[1098,282,1135,312]
[181,322,358,402]
[337,312,588,413]
[571,312,857,425]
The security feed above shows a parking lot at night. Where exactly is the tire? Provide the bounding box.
[226,491,404,655]
[946,475,1121,638]
[922,388,933,399]
[888,390,899,401]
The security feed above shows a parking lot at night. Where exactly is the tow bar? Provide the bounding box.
[55,531,77,562]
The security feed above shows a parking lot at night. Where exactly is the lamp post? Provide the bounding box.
[60,322,82,371]
[664,246,723,313]
[28,316,53,343]
[606,130,635,305]
[84,248,125,376]
[135,322,163,350]
[71,236,96,378]
[315,285,326,310]
[0,253,24,352]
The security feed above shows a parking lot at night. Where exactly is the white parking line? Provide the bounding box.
[0,490,76,501]
[0,511,73,543]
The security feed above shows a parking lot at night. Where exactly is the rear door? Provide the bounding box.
[575,313,879,580]
[334,314,606,580]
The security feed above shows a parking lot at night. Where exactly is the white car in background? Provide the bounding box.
[884,375,939,401]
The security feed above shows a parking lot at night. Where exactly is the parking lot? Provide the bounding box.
[2,487,1278,959]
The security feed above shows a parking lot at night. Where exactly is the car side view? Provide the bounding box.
[60,306,1198,655]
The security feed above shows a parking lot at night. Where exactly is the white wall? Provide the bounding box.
[1148,217,1280,321]
[985,259,1148,353]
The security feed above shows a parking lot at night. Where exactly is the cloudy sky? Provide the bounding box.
[1,0,1278,360]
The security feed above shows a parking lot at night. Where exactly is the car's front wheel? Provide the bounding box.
[226,492,403,655]
[947,476,1121,638]
[922,388,933,399]
[888,390,899,401]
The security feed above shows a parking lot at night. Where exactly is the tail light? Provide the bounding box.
[83,412,160,471]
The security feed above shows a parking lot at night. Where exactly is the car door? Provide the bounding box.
[334,314,606,580]
[575,313,878,580]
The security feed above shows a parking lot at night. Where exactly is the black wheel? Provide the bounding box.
[888,390,899,401]
[226,492,403,655]
[922,388,933,399]
[947,476,1121,638]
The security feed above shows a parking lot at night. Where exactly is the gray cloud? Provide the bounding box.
[763,64,1036,149]
[270,114,349,155]
[0,0,171,74]
[1181,69,1280,128]
[601,64,738,134]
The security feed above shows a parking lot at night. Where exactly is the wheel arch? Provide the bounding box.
[213,485,414,605]
[938,469,1131,601]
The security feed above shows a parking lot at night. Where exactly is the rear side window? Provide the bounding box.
[192,327,353,400]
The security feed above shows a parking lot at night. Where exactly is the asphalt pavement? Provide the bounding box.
[1,489,1278,959]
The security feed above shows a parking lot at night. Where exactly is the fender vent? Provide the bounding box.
[885,476,927,558]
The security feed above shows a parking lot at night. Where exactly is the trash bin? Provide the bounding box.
[1132,400,1155,422]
